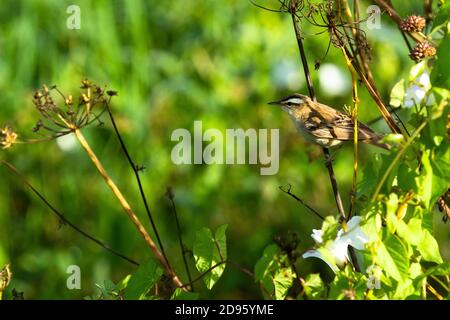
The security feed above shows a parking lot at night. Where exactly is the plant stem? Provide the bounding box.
[322,148,347,222]
[291,12,316,101]
[1,159,140,266]
[290,7,346,221]
[341,47,359,219]
[105,102,171,272]
[167,191,194,291]
[73,128,185,290]
[370,121,428,204]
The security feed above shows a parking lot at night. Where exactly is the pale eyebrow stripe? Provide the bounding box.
[288,98,302,104]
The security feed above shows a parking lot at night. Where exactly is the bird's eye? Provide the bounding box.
[287,102,292,106]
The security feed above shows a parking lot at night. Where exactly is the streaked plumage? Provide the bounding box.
[269,93,390,150]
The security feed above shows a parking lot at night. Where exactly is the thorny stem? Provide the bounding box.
[73,128,185,290]
[1,159,139,266]
[105,101,171,274]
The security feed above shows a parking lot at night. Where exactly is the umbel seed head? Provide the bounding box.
[409,42,436,62]
[400,15,426,32]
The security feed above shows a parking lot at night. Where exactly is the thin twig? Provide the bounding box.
[179,259,253,289]
[104,100,171,274]
[166,188,194,291]
[322,148,347,222]
[279,184,324,220]
[0,159,139,266]
[289,4,347,222]
[290,11,316,101]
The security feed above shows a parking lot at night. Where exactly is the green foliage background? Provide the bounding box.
[0,0,448,299]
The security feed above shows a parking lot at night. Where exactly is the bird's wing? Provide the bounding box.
[305,104,380,141]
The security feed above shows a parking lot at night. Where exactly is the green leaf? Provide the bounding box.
[430,144,450,205]
[385,235,410,280]
[193,224,228,290]
[433,3,450,30]
[170,288,200,300]
[413,262,450,286]
[273,268,295,300]
[431,33,450,88]
[254,244,295,300]
[417,230,443,264]
[125,259,163,300]
[302,273,325,300]
[116,274,131,292]
[397,218,423,245]
[390,79,405,107]
[424,261,450,277]
[416,150,434,208]
[254,244,279,282]
[376,235,409,282]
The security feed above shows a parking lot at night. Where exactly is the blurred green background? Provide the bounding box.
[0,0,448,299]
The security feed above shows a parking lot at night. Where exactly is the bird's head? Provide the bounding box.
[268,93,309,113]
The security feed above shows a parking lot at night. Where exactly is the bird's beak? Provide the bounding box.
[268,100,282,106]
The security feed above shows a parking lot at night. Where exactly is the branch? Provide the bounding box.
[279,184,324,220]
[0,159,139,266]
[373,0,428,43]
[289,3,347,222]
[105,100,171,271]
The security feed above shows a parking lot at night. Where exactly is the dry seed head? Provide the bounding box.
[0,127,18,149]
[81,93,90,103]
[400,15,426,33]
[65,95,73,105]
[0,264,12,291]
[409,42,436,62]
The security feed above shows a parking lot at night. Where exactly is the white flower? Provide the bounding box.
[311,229,323,244]
[403,70,434,108]
[303,216,369,272]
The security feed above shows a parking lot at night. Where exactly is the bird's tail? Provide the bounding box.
[364,138,391,150]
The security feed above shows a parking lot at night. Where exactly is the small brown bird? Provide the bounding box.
[269,93,390,150]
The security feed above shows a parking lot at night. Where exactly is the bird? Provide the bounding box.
[269,93,390,150]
